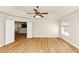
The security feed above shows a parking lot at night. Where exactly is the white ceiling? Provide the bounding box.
[12,6,61,19]
[13,6,61,13]
[0,6,79,19]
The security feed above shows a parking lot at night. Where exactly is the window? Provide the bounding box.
[61,21,69,36]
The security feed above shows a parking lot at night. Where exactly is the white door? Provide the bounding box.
[27,21,32,38]
[5,20,15,44]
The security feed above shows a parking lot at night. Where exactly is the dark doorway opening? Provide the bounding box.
[15,21,27,41]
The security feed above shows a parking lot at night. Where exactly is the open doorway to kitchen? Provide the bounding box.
[15,21,27,41]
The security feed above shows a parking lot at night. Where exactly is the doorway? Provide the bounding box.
[15,21,27,41]
[5,20,32,45]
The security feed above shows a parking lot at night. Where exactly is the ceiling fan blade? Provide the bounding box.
[33,9,38,13]
[41,13,48,14]
[27,13,35,14]
[39,14,44,17]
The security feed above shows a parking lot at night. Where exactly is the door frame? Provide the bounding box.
[15,20,32,38]
[5,19,32,45]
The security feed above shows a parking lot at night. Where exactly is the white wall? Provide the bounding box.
[60,10,79,48]
[5,19,15,44]
[32,19,59,37]
[0,14,5,47]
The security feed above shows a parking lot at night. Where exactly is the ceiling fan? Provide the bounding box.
[27,6,48,18]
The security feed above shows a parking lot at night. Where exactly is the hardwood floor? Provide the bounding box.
[0,34,79,53]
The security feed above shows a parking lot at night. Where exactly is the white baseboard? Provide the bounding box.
[32,36,59,38]
[32,35,59,38]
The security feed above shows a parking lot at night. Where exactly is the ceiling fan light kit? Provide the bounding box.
[34,15,41,18]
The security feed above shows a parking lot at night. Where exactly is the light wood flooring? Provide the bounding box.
[0,34,79,53]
